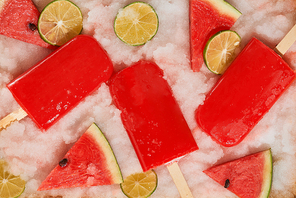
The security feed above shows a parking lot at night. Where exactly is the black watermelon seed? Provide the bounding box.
[59,158,68,167]
[224,179,230,188]
[28,23,37,31]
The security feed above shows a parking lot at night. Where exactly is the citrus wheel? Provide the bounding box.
[120,170,157,198]
[0,160,26,198]
[38,0,83,46]
[114,2,159,46]
[203,30,241,74]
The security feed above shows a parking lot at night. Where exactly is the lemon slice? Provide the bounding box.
[0,161,26,198]
[203,30,241,74]
[120,170,158,198]
[114,2,159,46]
[38,0,83,46]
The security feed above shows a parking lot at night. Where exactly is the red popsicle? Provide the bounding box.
[0,35,113,130]
[195,26,296,147]
[109,61,198,198]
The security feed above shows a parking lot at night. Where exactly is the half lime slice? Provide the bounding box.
[203,30,241,74]
[120,170,158,198]
[0,160,26,198]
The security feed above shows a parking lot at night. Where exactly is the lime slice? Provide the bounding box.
[120,170,158,198]
[38,0,83,46]
[0,160,26,198]
[203,30,241,74]
[114,2,159,46]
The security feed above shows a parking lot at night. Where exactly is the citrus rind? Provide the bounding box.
[114,1,159,46]
[203,30,241,74]
[120,170,158,198]
[38,0,83,46]
[0,160,26,198]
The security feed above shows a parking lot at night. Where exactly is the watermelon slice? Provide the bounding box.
[0,0,55,49]
[203,149,273,198]
[37,123,123,191]
[190,0,241,72]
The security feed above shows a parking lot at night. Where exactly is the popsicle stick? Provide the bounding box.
[275,24,296,56]
[167,162,194,198]
[0,108,27,131]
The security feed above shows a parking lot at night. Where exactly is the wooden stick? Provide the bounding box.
[167,162,194,198]
[275,24,296,56]
[0,108,27,131]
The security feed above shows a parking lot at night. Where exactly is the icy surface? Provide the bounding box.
[0,0,296,197]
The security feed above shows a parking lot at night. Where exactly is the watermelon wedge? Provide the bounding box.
[203,149,273,198]
[38,123,123,191]
[190,0,241,71]
[0,0,55,49]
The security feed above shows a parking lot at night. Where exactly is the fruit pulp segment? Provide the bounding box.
[37,124,118,190]
[203,149,272,198]
[0,0,55,49]
[7,35,113,130]
[195,38,296,147]
[109,61,198,171]
[190,0,240,72]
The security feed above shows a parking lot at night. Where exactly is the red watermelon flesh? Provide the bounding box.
[38,123,123,191]
[203,149,273,198]
[0,0,55,49]
[190,0,241,72]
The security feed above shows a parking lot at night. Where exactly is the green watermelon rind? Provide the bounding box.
[87,123,123,184]
[259,149,273,198]
[203,0,242,20]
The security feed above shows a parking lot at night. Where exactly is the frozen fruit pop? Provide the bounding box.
[109,61,198,198]
[0,35,113,130]
[195,25,296,147]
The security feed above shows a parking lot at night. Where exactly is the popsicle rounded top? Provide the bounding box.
[7,35,114,130]
[195,38,296,147]
[109,61,198,171]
